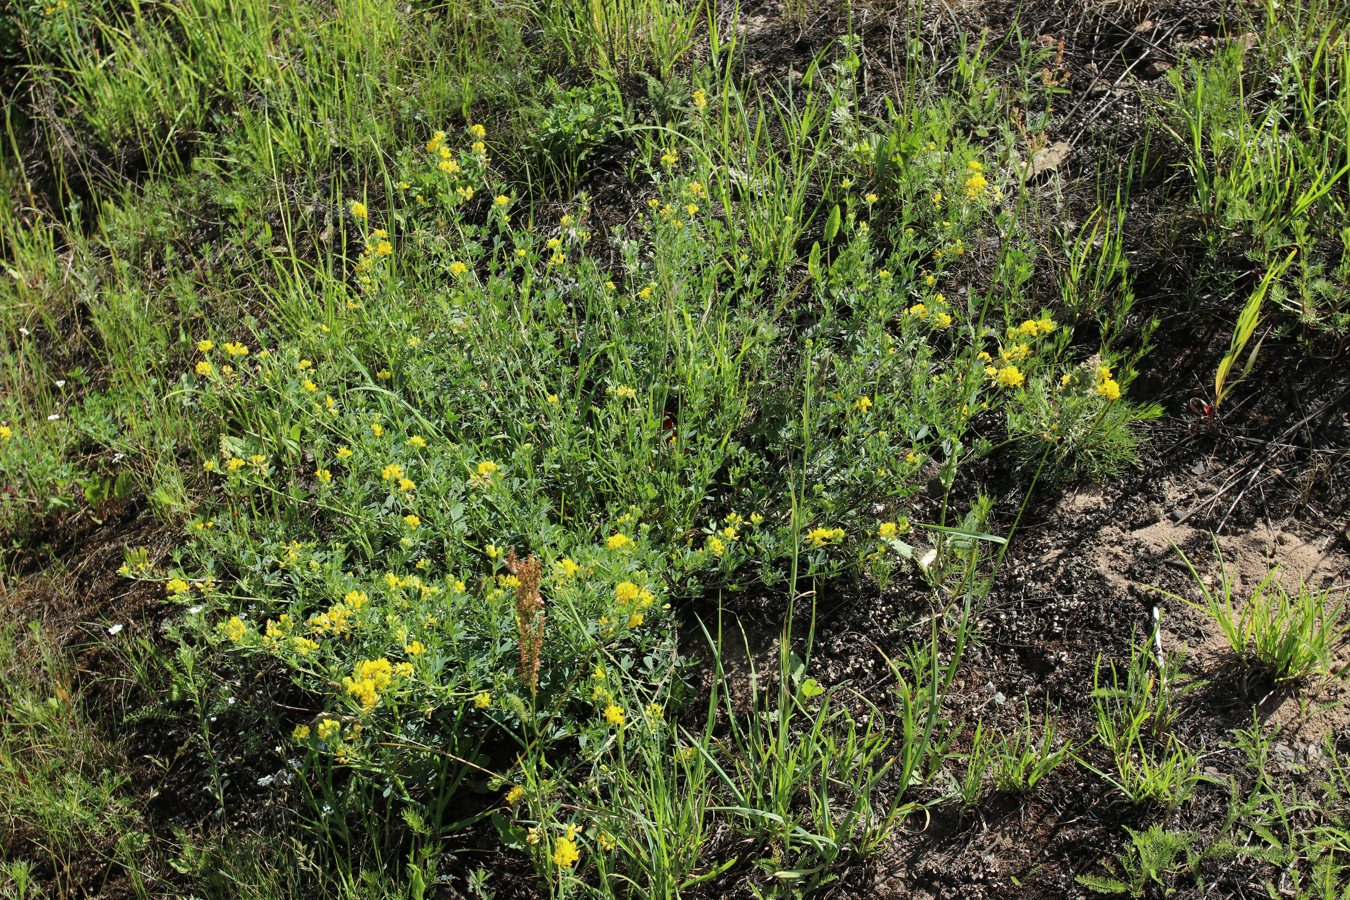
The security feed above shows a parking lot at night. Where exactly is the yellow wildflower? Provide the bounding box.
[552,836,580,868]
[219,616,248,642]
[997,365,1025,388]
[1097,379,1122,401]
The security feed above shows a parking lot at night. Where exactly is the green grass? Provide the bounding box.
[2,0,1349,894]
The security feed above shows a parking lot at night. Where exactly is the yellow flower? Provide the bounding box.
[964,172,989,198]
[166,578,190,594]
[373,240,392,257]
[557,558,581,578]
[223,341,249,357]
[469,123,486,139]
[626,613,644,628]
[226,457,246,471]
[336,446,354,459]
[195,360,213,377]
[934,312,953,328]
[996,365,1025,388]
[865,193,878,204]
[197,339,214,353]
[474,691,491,709]
[693,88,707,109]
[449,261,468,277]
[494,194,510,207]
[408,435,426,448]
[405,640,426,657]
[597,831,617,851]
[603,704,625,726]
[806,527,845,547]
[403,514,420,530]
[606,533,632,551]
[485,544,501,559]
[382,463,404,481]
[907,303,928,319]
[292,724,311,741]
[394,662,413,677]
[706,536,725,557]
[552,836,580,869]
[438,158,460,175]
[878,521,899,538]
[377,369,391,380]
[302,379,318,392]
[219,616,248,642]
[505,785,525,804]
[398,478,415,492]
[426,130,445,152]
[906,450,921,465]
[476,460,500,478]
[316,719,341,742]
[350,200,368,220]
[1097,379,1122,401]
[854,396,873,413]
[316,468,332,483]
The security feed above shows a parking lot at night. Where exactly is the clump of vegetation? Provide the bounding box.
[2,0,1348,894]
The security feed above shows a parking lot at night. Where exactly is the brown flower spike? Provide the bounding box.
[505,550,544,697]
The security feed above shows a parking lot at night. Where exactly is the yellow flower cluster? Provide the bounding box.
[219,616,249,642]
[806,526,845,547]
[1096,364,1122,401]
[343,658,394,710]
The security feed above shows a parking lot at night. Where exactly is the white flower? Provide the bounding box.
[107,623,124,635]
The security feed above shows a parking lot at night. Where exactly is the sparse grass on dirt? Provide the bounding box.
[1,0,1348,896]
